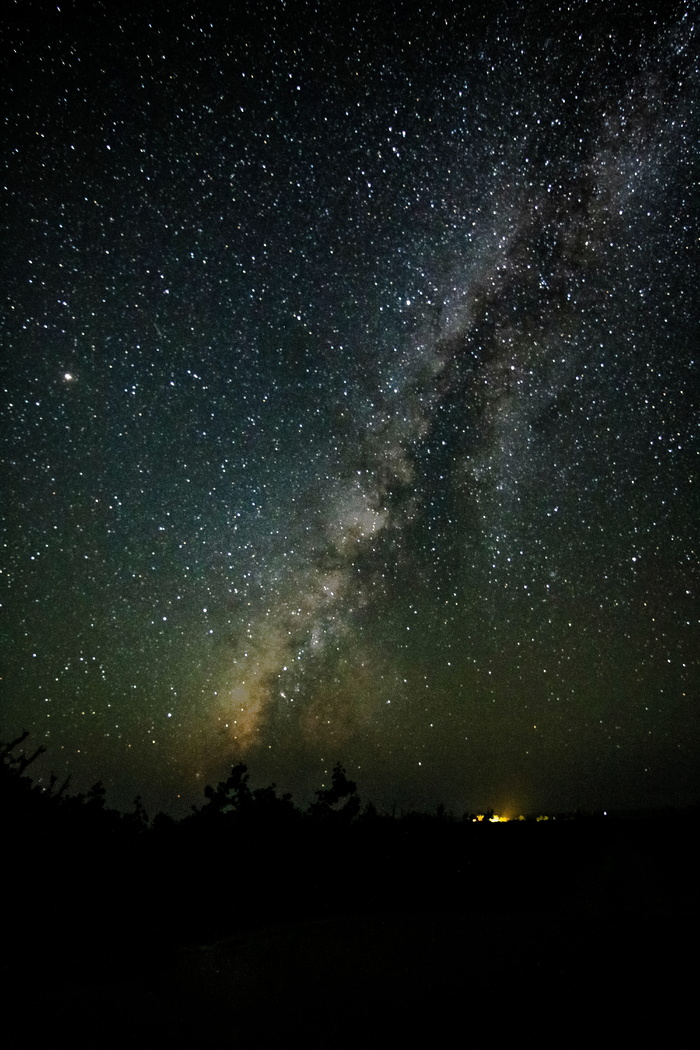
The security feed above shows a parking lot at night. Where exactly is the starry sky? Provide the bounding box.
[2,0,698,816]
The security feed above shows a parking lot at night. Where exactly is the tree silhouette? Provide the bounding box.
[309,763,361,822]
[192,763,297,830]
[198,762,252,819]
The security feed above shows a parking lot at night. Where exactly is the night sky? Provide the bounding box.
[2,0,698,817]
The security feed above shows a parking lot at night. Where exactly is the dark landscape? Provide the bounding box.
[3,735,698,1042]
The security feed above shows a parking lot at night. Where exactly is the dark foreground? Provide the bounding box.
[5,809,698,1044]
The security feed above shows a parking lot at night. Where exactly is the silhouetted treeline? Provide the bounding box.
[2,732,699,1000]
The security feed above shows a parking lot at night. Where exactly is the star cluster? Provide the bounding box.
[2,0,698,814]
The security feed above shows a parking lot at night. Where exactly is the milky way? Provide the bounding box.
[2,1,698,815]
